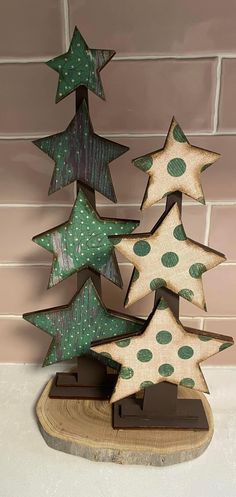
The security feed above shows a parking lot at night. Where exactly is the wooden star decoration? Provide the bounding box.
[23,278,144,366]
[92,298,233,403]
[47,26,115,103]
[33,100,128,201]
[111,203,225,310]
[133,117,220,209]
[33,189,139,289]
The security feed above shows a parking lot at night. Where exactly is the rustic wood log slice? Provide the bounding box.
[36,379,214,466]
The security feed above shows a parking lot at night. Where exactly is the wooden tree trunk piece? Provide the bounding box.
[36,379,214,466]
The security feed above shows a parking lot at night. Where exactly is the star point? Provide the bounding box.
[133,117,221,209]
[92,298,233,403]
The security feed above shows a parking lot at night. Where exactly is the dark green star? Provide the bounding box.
[33,189,139,288]
[23,278,144,366]
[33,100,128,202]
[47,26,115,102]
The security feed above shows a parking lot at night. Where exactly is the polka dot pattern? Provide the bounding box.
[150,278,166,290]
[189,263,207,279]
[173,224,187,241]
[47,27,114,103]
[167,158,186,177]
[178,289,194,302]
[156,330,172,344]
[34,100,128,202]
[134,156,153,172]
[23,279,143,366]
[33,189,138,288]
[137,349,153,362]
[120,367,134,379]
[173,124,187,143]
[132,117,220,209]
[92,301,233,403]
[180,378,195,388]
[161,251,179,267]
[159,363,174,377]
[178,346,194,360]
[133,240,151,256]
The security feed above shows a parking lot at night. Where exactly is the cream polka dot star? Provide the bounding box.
[92,298,233,403]
[133,117,220,209]
[111,203,225,310]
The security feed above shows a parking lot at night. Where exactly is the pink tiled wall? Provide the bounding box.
[0,1,235,365]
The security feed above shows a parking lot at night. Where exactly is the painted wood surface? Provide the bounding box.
[23,278,144,366]
[92,298,233,402]
[133,117,220,209]
[33,189,139,288]
[47,26,115,102]
[110,203,225,309]
[34,100,129,201]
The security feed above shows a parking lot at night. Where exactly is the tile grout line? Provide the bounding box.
[0,54,235,64]
[213,56,222,133]
[62,0,70,50]
[1,314,236,320]
[0,261,235,268]
[204,204,212,246]
[0,201,236,208]
[3,131,236,140]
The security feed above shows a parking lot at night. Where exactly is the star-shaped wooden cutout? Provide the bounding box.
[23,278,144,366]
[33,100,128,202]
[47,26,115,102]
[110,203,225,309]
[133,117,220,209]
[92,298,233,403]
[33,189,139,289]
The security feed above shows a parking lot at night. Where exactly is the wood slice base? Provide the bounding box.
[36,379,214,466]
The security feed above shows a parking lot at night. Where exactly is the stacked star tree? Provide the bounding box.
[92,117,234,428]
[23,27,144,398]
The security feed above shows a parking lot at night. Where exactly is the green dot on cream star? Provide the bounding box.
[33,189,139,289]
[92,298,233,403]
[133,117,221,209]
[110,203,225,310]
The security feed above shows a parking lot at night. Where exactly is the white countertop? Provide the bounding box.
[1,365,236,497]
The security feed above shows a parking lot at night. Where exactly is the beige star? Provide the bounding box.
[111,203,225,310]
[92,299,233,403]
[133,117,220,209]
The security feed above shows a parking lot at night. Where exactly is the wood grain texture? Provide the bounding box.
[92,298,233,402]
[33,100,128,201]
[36,379,214,466]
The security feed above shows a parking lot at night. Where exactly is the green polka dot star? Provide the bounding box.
[133,117,220,209]
[33,189,139,288]
[92,298,233,403]
[23,278,144,366]
[110,203,225,309]
[33,100,128,202]
[47,26,115,103]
